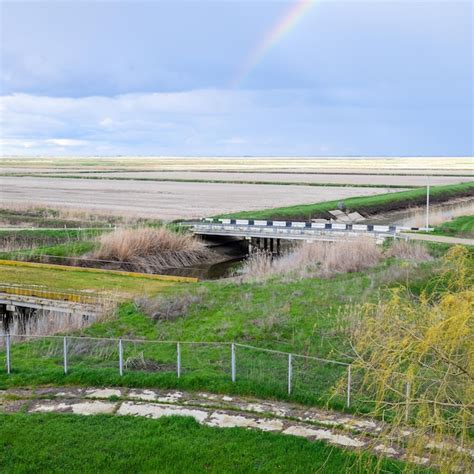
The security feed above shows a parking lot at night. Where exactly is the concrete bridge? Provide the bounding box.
[0,287,99,334]
[192,219,422,253]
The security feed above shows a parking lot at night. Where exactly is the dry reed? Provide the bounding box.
[92,227,208,272]
[135,289,207,322]
[238,238,383,282]
[386,240,432,262]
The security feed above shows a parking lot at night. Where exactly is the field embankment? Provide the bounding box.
[430,215,474,238]
[0,260,187,298]
[221,181,474,221]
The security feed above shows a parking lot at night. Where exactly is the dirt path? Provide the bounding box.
[3,386,471,467]
[401,233,474,246]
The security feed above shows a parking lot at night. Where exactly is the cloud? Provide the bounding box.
[45,138,87,147]
[0,88,472,156]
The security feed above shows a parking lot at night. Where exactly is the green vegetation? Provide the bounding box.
[0,258,438,410]
[0,228,106,256]
[0,414,418,473]
[0,208,113,229]
[0,213,189,265]
[0,241,98,260]
[0,262,181,297]
[0,228,106,241]
[220,181,474,220]
[431,215,474,238]
[0,206,162,229]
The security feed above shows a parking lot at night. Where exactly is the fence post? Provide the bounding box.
[177,342,181,378]
[118,339,123,376]
[6,334,11,374]
[405,381,410,422]
[231,343,236,383]
[63,336,68,374]
[347,365,351,408]
[288,353,292,395]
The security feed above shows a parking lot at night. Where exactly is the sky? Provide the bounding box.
[0,0,472,157]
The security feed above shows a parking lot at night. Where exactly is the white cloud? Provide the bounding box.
[0,88,470,156]
[45,138,87,147]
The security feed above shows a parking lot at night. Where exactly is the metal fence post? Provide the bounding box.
[118,339,123,376]
[177,342,181,378]
[6,334,11,374]
[405,381,410,422]
[63,336,68,374]
[288,353,292,395]
[231,343,236,383]
[347,366,352,407]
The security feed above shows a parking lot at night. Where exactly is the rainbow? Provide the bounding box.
[230,0,315,88]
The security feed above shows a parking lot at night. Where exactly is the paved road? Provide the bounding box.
[401,233,474,246]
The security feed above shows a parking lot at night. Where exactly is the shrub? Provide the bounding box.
[348,246,473,472]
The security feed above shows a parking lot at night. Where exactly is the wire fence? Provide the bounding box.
[0,333,355,406]
[1,333,461,425]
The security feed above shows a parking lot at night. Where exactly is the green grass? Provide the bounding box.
[0,413,421,473]
[0,262,182,297]
[431,215,474,238]
[0,241,98,260]
[0,209,112,229]
[220,181,474,220]
[0,228,106,240]
[0,207,163,229]
[0,259,437,411]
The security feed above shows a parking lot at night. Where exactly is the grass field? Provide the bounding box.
[221,182,474,220]
[1,155,472,174]
[432,215,474,238]
[0,257,437,410]
[0,414,420,473]
[0,262,184,297]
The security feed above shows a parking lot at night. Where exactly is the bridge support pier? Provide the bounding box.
[247,237,282,256]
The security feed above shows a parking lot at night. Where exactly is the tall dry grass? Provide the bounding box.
[386,240,432,262]
[0,202,160,226]
[0,296,116,339]
[92,227,208,272]
[135,288,208,322]
[238,238,383,282]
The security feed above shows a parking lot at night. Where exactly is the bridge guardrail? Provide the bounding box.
[200,218,426,233]
[0,285,99,305]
